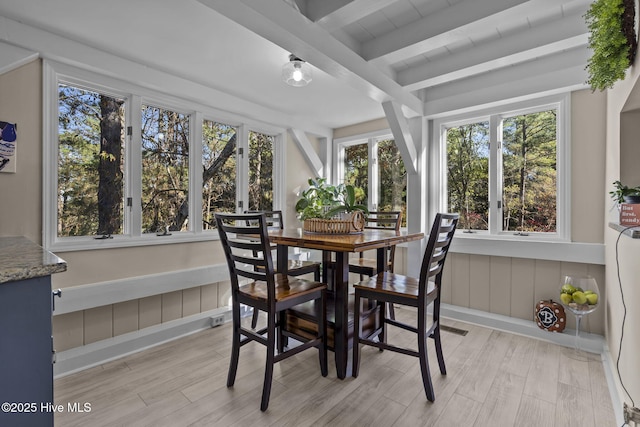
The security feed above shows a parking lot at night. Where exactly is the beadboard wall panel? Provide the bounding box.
[112,300,138,336]
[441,252,605,335]
[469,254,491,312]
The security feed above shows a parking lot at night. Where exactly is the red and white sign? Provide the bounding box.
[620,203,640,226]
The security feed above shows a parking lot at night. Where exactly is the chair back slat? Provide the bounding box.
[216,213,276,302]
[244,210,284,230]
[419,213,459,298]
[364,211,402,230]
[362,211,402,270]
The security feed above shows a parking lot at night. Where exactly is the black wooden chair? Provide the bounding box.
[348,211,402,319]
[244,210,321,328]
[352,213,458,402]
[216,212,327,412]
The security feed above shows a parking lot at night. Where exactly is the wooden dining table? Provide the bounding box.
[268,227,424,379]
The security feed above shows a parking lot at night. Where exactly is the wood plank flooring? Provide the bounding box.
[54,307,616,426]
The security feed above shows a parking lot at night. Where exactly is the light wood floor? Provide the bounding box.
[54,307,616,426]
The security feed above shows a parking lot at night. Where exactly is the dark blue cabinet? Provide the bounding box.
[0,275,54,427]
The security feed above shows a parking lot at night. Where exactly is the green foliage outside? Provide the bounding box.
[446,110,557,233]
[248,131,274,212]
[342,140,407,225]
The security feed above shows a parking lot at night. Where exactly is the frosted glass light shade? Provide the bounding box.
[282,55,312,87]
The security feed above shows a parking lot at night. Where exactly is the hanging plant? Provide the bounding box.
[585,0,638,91]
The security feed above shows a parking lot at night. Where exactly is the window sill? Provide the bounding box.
[609,222,640,238]
[46,232,219,252]
[449,234,604,265]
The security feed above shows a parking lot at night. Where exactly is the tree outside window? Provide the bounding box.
[502,111,557,233]
[445,107,558,235]
[248,131,274,211]
[338,136,407,225]
[58,85,124,237]
[446,121,489,231]
[141,105,189,234]
[202,121,237,229]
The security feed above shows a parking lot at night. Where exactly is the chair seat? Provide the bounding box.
[354,272,436,301]
[239,275,326,303]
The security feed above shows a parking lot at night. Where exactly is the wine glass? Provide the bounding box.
[559,275,599,360]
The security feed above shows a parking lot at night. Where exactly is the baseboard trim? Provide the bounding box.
[601,344,625,426]
[440,303,605,354]
[53,306,231,378]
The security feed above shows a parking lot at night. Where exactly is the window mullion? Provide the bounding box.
[237,124,249,212]
[273,133,285,212]
[191,112,204,232]
[489,114,502,234]
[369,138,378,211]
[128,95,143,237]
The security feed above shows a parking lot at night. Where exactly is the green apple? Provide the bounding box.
[560,293,573,305]
[572,291,587,305]
[586,293,598,305]
[561,284,576,294]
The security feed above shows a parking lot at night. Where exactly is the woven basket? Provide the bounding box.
[303,211,365,234]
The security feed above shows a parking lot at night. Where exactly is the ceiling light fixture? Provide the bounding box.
[282,54,312,87]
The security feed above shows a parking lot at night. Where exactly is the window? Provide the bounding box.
[336,133,407,225]
[248,130,274,211]
[57,84,126,237]
[438,96,568,239]
[44,62,282,250]
[202,120,237,230]
[445,120,490,230]
[141,104,190,234]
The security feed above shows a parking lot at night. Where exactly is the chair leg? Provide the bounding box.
[352,291,362,378]
[433,322,447,375]
[317,291,328,377]
[387,302,396,320]
[251,307,260,329]
[314,266,321,282]
[227,301,242,388]
[378,300,386,351]
[417,312,435,402]
[260,311,277,412]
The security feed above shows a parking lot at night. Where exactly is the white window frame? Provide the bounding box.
[43,60,284,251]
[431,94,571,242]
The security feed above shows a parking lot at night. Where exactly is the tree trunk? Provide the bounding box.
[172,133,236,230]
[97,96,123,235]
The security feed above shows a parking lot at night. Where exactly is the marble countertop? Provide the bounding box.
[0,236,67,284]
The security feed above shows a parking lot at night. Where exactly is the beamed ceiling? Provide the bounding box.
[0,0,592,134]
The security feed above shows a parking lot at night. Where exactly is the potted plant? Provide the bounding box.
[295,177,342,220]
[585,0,637,91]
[610,180,640,204]
[295,177,368,233]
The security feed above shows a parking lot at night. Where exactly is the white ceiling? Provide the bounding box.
[0,0,592,132]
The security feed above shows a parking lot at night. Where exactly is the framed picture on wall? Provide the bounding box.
[0,121,17,173]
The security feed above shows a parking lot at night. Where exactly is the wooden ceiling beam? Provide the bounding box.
[199,0,425,115]
[399,11,589,91]
[362,0,587,64]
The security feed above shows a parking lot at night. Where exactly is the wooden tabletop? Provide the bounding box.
[268,228,424,252]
